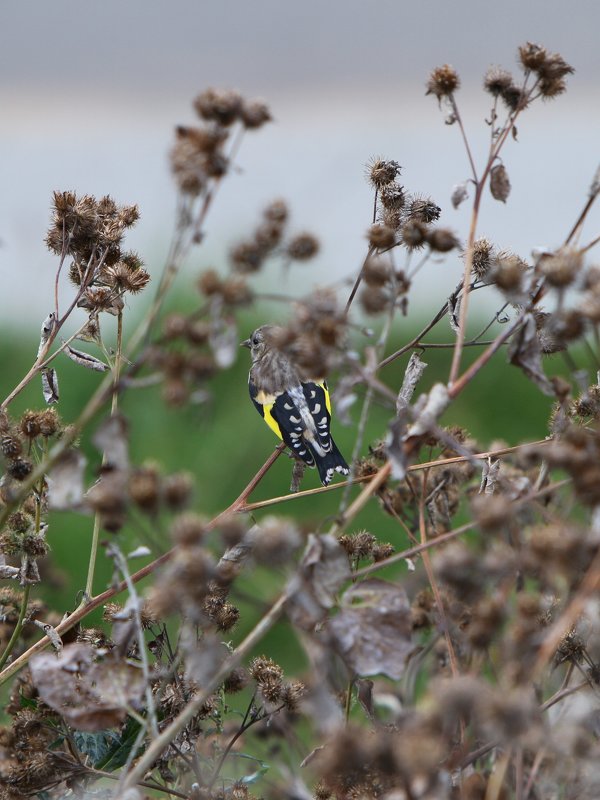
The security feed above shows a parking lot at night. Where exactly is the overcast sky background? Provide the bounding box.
[1,0,599,328]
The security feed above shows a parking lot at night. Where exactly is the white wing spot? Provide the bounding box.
[290,432,300,439]
[310,390,316,399]
[284,402,293,410]
[312,403,321,414]
[295,426,302,431]
[289,415,300,423]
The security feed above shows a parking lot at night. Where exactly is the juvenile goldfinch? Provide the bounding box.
[241,325,350,486]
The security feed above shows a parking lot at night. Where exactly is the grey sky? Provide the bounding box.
[1,1,599,326]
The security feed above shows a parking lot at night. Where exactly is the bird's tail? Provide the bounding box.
[312,440,350,486]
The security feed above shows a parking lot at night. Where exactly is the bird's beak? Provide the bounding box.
[240,338,251,349]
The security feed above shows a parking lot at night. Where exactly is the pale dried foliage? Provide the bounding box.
[2,43,600,800]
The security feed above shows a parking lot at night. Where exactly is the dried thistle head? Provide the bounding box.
[193,88,243,126]
[286,232,320,261]
[426,64,460,100]
[484,66,514,97]
[366,157,401,189]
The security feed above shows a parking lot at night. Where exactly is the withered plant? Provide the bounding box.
[1,47,600,800]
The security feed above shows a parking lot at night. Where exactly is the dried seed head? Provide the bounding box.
[129,465,161,514]
[367,223,395,249]
[230,241,264,273]
[379,181,405,211]
[7,457,33,481]
[372,542,395,562]
[223,667,249,693]
[286,232,320,261]
[426,64,460,100]
[249,516,302,566]
[249,655,284,685]
[263,198,289,224]
[538,246,583,288]
[170,513,207,546]
[281,679,305,712]
[491,252,528,292]
[401,219,428,251]
[408,196,441,224]
[193,88,243,126]
[471,493,514,531]
[254,221,284,251]
[484,67,514,96]
[240,98,272,129]
[366,157,401,189]
[363,257,390,287]
[1,432,22,458]
[500,83,527,112]
[38,409,60,437]
[162,472,194,510]
[427,228,459,252]
[19,411,42,440]
[360,285,389,315]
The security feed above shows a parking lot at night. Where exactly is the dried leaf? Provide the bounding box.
[127,545,151,559]
[286,534,351,630]
[20,554,41,585]
[448,293,461,333]
[30,643,145,731]
[407,383,451,438]
[47,450,87,510]
[356,678,375,720]
[508,313,555,396]
[396,352,428,413]
[328,579,414,679]
[479,457,500,495]
[64,344,109,372]
[0,555,20,580]
[299,533,350,609]
[92,413,129,470]
[37,312,57,356]
[30,619,63,652]
[290,459,307,493]
[451,181,469,209]
[385,417,408,481]
[41,368,59,404]
[490,163,511,203]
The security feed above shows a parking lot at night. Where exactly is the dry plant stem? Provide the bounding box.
[0,445,285,686]
[565,190,599,245]
[448,190,481,386]
[241,438,551,513]
[121,591,289,792]
[450,95,478,183]
[0,585,31,671]
[89,770,188,799]
[110,544,159,740]
[524,749,546,800]
[84,309,124,601]
[377,279,471,370]
[345,245,375,315]
[448,101,526,386]
[354,476,569,580]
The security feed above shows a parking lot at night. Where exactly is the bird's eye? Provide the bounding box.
[252,336,259,346]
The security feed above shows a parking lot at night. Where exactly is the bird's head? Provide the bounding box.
[241,325,279,362]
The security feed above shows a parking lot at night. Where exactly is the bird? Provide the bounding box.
[241,325,350,486]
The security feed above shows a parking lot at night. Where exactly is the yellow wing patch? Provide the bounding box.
[262,402,283,439]
[314,380,332,414]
